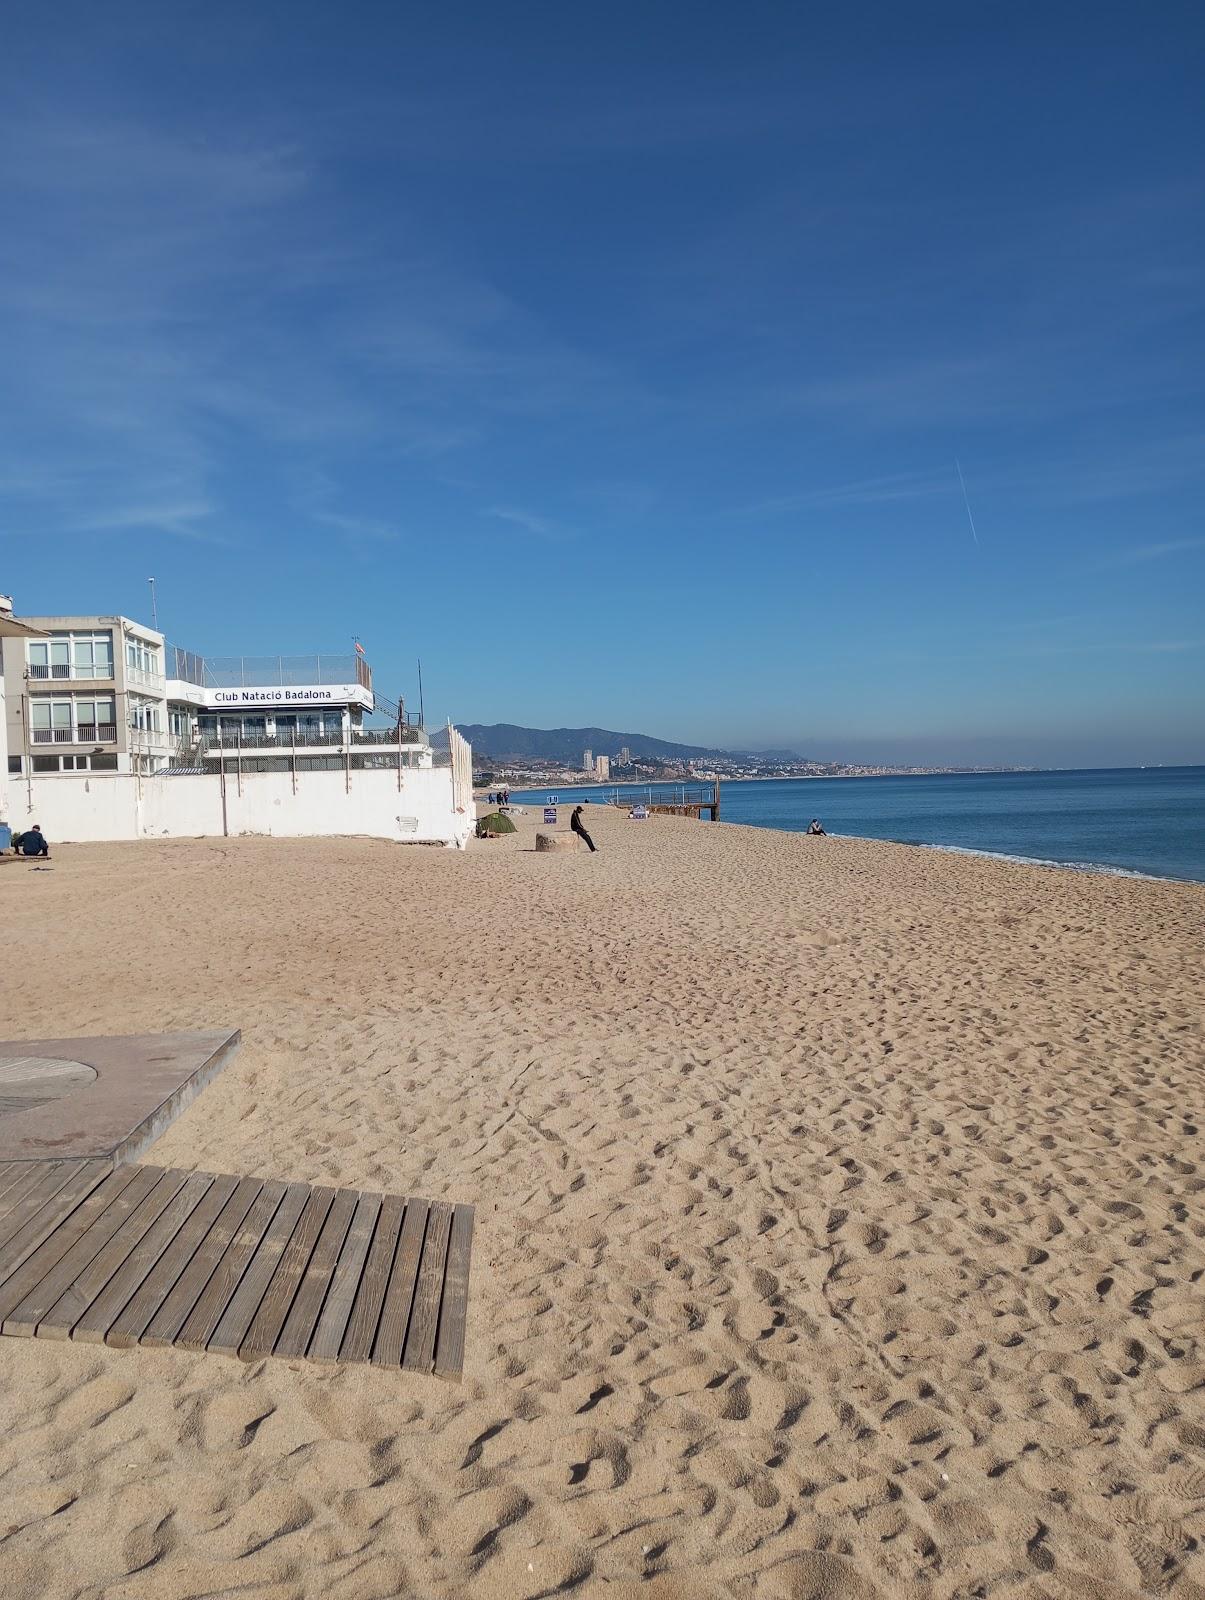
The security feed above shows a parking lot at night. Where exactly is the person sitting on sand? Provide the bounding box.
[19,824,50,857]
[807,818,826,836]
[570,805,597,853]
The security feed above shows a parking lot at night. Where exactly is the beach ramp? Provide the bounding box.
[0,1160,473,1381]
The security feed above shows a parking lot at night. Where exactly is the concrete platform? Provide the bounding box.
[0,1031,240,1168]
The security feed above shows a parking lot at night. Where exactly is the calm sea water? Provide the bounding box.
[511,767,1205,883]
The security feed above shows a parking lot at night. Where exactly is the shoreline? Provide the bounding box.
[498,798,1205,888]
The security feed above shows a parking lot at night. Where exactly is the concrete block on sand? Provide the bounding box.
[535,832,578,853]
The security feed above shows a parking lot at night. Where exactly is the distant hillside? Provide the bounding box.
[439,723,738,765]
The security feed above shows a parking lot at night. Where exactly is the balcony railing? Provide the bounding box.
[195,726,425,752]
[28,662,114,681]
[32,723,117,744]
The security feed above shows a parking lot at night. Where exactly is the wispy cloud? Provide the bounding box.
[483,506,568,540]
[724,469,955,519]
[1100,537,1205,569]
[0,103,612,547]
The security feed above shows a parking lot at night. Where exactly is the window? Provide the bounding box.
[129,699,161,733]
[125,638,159,675]
[75,698,117,742]
[30,697,117,744]
[33,755,60,773]
[31,701,73,742]
[90,753,118,771]
[7,756,21,774]
[28,631,112,679]
[169,709,190,737]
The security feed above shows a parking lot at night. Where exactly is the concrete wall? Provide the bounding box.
[5,763,473,849]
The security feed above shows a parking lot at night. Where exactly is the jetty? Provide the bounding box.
[604,781,721,821]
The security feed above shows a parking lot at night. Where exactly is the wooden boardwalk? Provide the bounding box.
[0,1160,472,1380]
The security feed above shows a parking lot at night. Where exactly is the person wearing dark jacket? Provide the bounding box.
[570,805,597,853]
[19,825,50,857]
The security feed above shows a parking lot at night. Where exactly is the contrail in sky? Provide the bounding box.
[955,457,980,546]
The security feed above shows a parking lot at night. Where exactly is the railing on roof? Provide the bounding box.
[194,726,427,752]
[164,648,372,692]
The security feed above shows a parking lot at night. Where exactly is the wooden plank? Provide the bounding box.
[176,1180,286,1352]
[0,1163,52,1216]
[0,1165,139,1326]
[0,1161,98,1261]
[206,1182,312,1358]
[338,1192,404,1364]
[434,1203,475,1381]
[141,1175,264,1349]
[306,1190,381,1365]
[372,1198,429,1369]
[273,1186,358,1360]
[37,1170,191,1340]
[106,1173,238,1348]
[238,1186,336,1361]
[71,1172,216,1345]
[402,1202,453,1374]
[3,1165,167,1337]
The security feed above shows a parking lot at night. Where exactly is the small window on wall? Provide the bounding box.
[90,754,118,771]
[33,755,60,773]
[7,756,21,774]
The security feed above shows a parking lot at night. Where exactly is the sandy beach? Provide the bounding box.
[0,805,1202,1600]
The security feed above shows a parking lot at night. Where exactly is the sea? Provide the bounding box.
[509,766,1205,884]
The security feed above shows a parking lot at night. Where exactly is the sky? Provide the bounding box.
[1,1,1203,766]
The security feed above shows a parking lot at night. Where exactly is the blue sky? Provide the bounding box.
[2,1,1202,765]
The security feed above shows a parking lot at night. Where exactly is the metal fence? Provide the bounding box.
[164,648,372,691]
[194,727,427,751]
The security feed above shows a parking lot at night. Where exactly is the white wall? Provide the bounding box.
[7,763,473,849]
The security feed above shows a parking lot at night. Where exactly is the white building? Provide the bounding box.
[594,754,611,781]
[582,748,593,772]
[1,603,474,848]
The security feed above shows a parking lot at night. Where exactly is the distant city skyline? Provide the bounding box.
[2,3,1202,767]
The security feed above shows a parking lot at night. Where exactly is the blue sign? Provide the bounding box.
[543,806,558,824]
[547,793,558,804]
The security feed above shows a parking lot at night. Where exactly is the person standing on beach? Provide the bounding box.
[571,805,597,852]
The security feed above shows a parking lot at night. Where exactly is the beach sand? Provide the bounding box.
[0,806,1202,1599]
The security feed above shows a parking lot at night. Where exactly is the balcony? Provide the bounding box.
[28,662,113,681]
[32,723,117,744]
[195,726,426,752]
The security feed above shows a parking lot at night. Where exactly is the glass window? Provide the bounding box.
[28,642,48,666]
[33,755,60,773]
[90,753,118,771]
[97,698,115,723]
[50,640,70,673]
[31,702,51,728]
[52,703,71,728]
[7,756,21,774]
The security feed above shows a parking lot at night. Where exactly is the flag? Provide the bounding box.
[354,640,365,657]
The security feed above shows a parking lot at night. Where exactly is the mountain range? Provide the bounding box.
[436,723,799,765]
